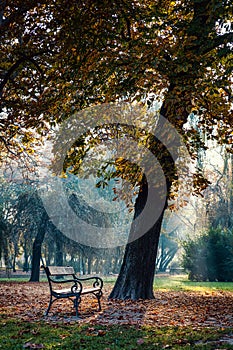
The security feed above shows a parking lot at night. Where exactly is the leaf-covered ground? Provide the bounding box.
[0,281,233,328]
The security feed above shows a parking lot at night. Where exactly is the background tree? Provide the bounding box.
[156,229,179,273]
[0,178,25,270]
[0,173,127,277]
[204,152,233,230]
[182,227,233,281]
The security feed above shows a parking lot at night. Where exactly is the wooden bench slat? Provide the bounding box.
[53,287,100,295]
[80,287,101,294]
[48,266,75,276]
[53,288,75,294]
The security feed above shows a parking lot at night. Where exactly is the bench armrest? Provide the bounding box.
[49,277,83,293]
[49,277,79,284]
[74,276,103,289]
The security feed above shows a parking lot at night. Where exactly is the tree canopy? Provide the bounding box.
[1,0,232,159]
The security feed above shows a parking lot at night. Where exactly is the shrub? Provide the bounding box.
[182,228,233,281]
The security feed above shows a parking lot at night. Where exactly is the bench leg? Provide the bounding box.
[97,298,101,311]
[73,296,81,317]
[45,295,53,316]
[95,291,102,311]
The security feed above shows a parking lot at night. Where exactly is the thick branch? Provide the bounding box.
[200,32,233,56]
[0,54,43,98]
[0,136,18,156]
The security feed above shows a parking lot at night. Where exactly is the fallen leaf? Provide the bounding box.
[23,342,44,349]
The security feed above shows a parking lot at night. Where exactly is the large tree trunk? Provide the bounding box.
[109,214,165,299]
[109,177,167,300]
[109,97,180,300]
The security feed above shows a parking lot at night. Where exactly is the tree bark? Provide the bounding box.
[0,221,11,269]
[109,177,167,300]
[55,230,63,266]
[23,246,30,272]
[109,97,179,300]
[29,212,48,282]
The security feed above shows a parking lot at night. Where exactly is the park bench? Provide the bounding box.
[42,265,103,317]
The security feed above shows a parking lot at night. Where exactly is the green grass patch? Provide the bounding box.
[153,275,233,292]
[1,274,233,293]
[0,277,32,282]
[0,318,232,349]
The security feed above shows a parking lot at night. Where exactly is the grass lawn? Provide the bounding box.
[2,273,233,292]
[1,319,233,349]
[153,274,233,292]
[1,275,233,349]
[103,274,233,292]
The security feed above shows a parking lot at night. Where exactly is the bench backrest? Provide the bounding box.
[42,266,77,292]
[47,266,75,276]
[42,265,83,297]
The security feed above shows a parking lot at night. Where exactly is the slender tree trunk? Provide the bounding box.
[23,242,30,272]
[78,253,82,274]
[55,230,63,266]
[46,237,54,266]
[29,213,48,282]
[157,234,165,272]
[3,239,10,269]
[12,253,16,272]
[81,255,86,275]
[159,249,177,272]
[87,255,92,274]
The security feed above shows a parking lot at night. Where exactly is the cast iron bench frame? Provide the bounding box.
[42,265,103,317]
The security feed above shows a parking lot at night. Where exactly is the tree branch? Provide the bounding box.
[0,54,44,98]
[200,32,233,56]
[0,136,18,156]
